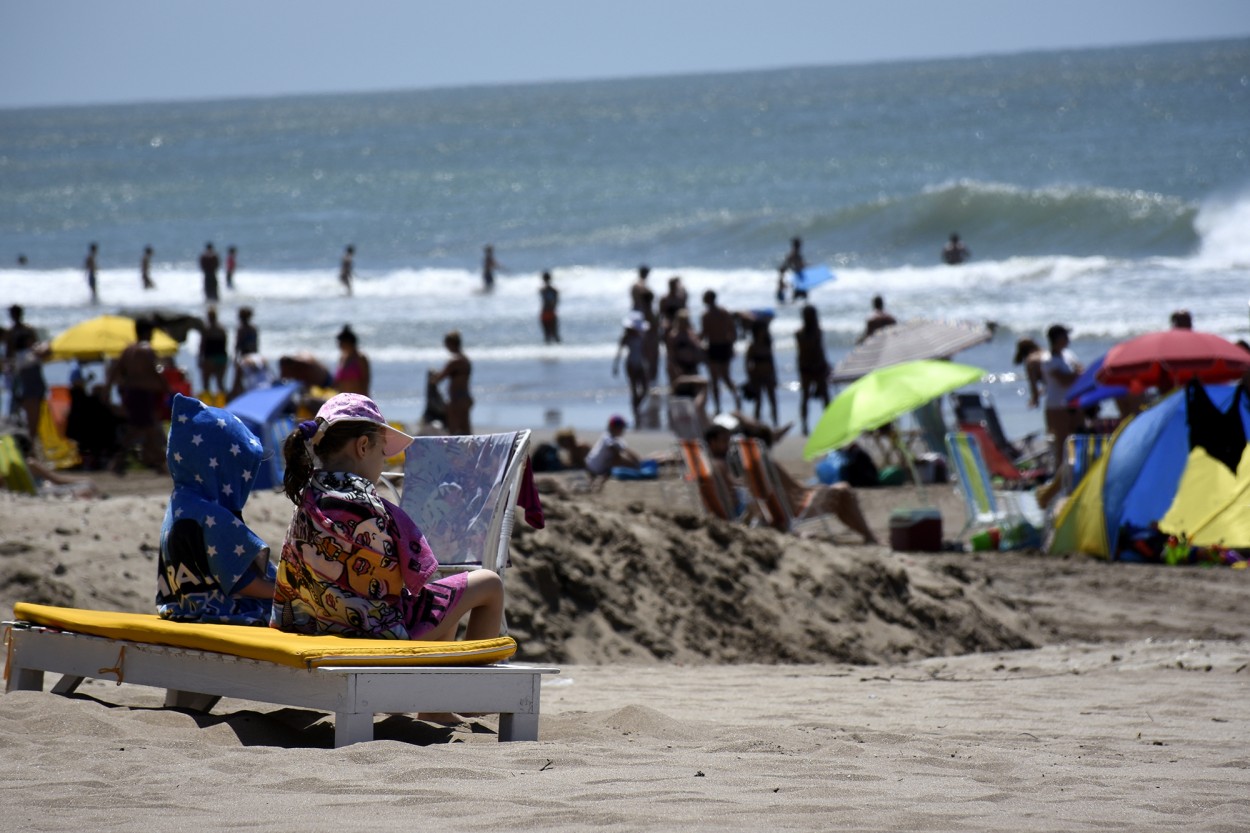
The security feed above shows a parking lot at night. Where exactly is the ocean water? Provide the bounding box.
[2,38,1248,442]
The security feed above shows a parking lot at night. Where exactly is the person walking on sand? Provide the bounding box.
[339,245,355,296]
[433,330,473,435]
[700,290,741,413]
[5,304,47,439]
[613,312,651,426]
[85,242,99,303]
[743,314,779,427]
[199,242,221,302]
[141,245,155,290]
[796,304,830,436]
[539,271,561,344]
[226,245,238,290]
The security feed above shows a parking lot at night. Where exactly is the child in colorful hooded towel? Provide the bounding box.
[270,393,503,641]
[156,393,276,624]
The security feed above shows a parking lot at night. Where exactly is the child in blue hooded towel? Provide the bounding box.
[156,393,276,624]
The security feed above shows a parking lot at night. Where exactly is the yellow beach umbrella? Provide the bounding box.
[49,315,180,362]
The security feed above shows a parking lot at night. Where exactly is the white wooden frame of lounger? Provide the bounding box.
[4,625,559,747]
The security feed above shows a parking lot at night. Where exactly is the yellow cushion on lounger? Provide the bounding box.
[13,603,517,669]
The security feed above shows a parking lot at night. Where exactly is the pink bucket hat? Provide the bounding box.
[314,393,415,457]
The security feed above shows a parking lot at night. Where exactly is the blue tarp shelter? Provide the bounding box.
[224,382,301,490]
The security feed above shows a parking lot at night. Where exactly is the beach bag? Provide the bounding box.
[531,442,564,473]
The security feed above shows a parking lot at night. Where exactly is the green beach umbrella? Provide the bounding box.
[803,359,986,461]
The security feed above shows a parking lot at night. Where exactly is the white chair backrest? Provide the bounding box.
[398,431,531,570]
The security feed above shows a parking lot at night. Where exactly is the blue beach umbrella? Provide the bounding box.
[1066,353,1129,410]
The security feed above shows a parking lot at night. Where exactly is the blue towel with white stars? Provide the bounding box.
[156,393,276,624]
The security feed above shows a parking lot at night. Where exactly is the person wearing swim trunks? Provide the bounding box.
[699,290,741,414]
[539,271,560,344]
[106,317,169,472]
[197,306,230,397]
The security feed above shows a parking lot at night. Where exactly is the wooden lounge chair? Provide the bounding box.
[4,603,557,747]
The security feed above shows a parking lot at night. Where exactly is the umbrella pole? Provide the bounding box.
[892,432,927,502]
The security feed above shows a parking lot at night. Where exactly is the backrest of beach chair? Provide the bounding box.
[677,438,735,520]
[953,391,1021,458]
[733,436,792,531]
[399,431,530,571]
[945,431,1001,526]
[912,398,950,456]
[957,422,1038,485]
[0,434,38,495]
[668,395,704,441]
[1063,433,1110,495]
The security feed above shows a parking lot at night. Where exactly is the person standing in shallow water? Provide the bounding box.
[795,304,830,436]
[340,245,355,296]
[482,245,501,292]
[84,242,99,303]
[141,246,155,290]
[539,271,561,344]
[226,246,238,290]
[199,242,221,302]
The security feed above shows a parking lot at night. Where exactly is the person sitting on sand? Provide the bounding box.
[704,423,878,544]
[554,427,590,471]
[271,393,503,640]
[584,415,645,479]
[156,394,275,624]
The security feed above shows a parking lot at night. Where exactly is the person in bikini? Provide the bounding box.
[433,330,473,435]
[333,324,371,396]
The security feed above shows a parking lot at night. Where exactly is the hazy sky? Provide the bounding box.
[2,0,1248,108]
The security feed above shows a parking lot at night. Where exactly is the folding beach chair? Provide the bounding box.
[1061,433,1111,496]
[958,423,1047,488]
[676,437,739,521]
[733,435,838,537]
[396,430,532,605]
[952,391,1048,469]
[945,431,1044,540]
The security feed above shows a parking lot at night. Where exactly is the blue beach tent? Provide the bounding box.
[223,382,301,490]
[1050,382,1250,558]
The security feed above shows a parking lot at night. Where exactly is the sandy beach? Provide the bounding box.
[3,428,1249,831]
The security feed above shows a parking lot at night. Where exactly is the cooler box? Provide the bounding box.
[889,508,943,552]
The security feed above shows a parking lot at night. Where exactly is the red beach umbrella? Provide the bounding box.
[1096,330,1250,393]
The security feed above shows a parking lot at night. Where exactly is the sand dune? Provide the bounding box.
[3,448,1249,830]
